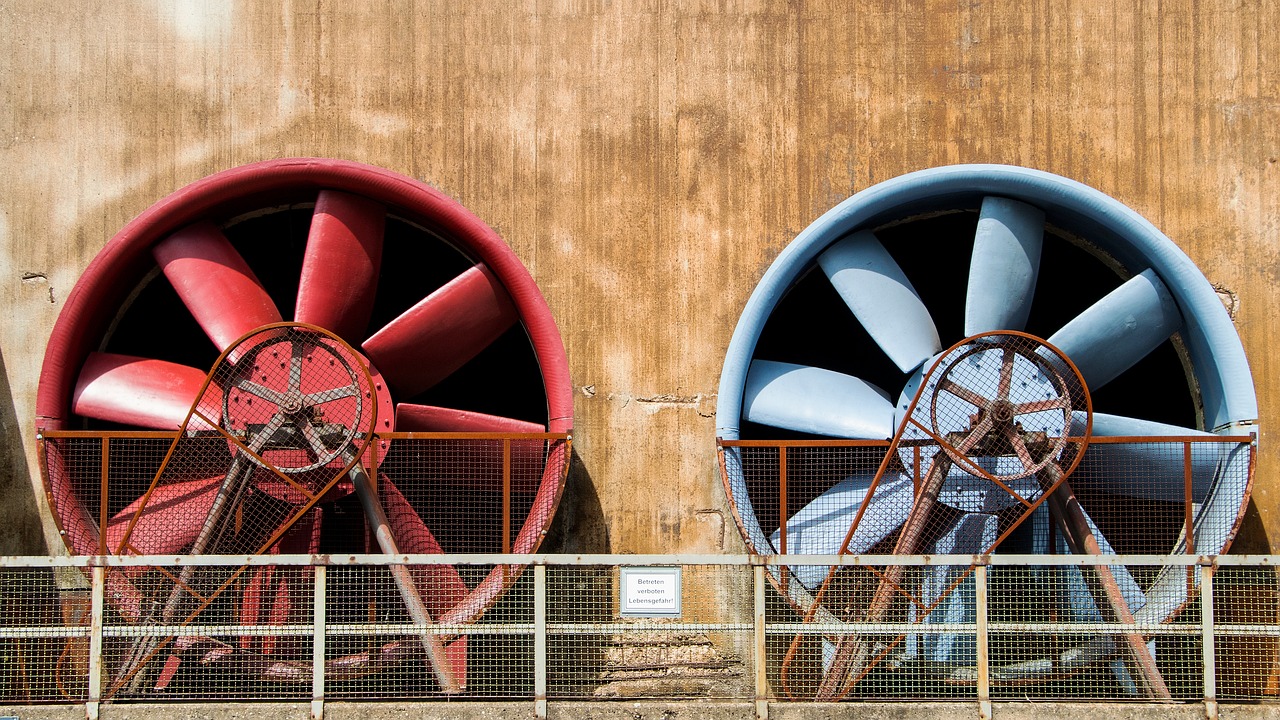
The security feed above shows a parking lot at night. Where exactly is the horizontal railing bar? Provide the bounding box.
[547,623,751,634]
[987,623,1201,635]
[0,627,90,638]
[104,624,533,638]
[326,624,533,636]
[104,625,315,638]
[3,553,1276,568]
[39,430,570,441]
[761,554,1267,566]
[765,623,1199,635]
[38,430,182,439]
[378,432,570,440]
[329,623,755,635]
[4,622,1220,639]
[718,439,893,447]
[718,436,1253,447]
[1208,624,1280,637]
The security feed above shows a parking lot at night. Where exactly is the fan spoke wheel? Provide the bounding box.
[917,332,1087,492]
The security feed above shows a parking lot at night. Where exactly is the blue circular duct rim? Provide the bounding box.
[716,163,1258,441]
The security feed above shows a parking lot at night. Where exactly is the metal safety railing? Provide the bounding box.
[0,553,1275,719]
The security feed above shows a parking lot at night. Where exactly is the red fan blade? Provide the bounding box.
[73,352,215,429]
[363,263,517,398]
[396,404,545,493]
[104,475,223,555]
[294,191,386,343]
[153,221,283,353]
[381,476,468,612]
[240,565,275,650]
[241,511,323,654]
[381,475,468,685]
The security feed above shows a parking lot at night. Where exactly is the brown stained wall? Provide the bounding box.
[0,1,1277,556]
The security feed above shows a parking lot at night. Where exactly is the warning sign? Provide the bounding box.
[619,566,682,617]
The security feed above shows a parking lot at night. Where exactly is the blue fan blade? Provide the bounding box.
[744,360,895,439]
[1059,507,1147,619]
[770,472,914,589]
[819,231,940,373]
[1070,412,1231,502]
[965,197,1045,335]
[1047,269,1182,390]
[1056,511,1151,694]
[909,513,998,665]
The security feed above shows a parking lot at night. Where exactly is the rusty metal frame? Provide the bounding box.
[37,427,572,705]
[718,426,1255,702]
[0,551,1261,715]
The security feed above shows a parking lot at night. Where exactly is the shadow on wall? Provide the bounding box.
[543,448,609,554]
[0,347,47,555]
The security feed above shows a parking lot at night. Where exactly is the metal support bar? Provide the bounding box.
[9,551,1276,568]
[311,565,326,720]
[1201,563,1218,719]
[534,563,547,719]
[502,438,512,554]
[86,565,105,720]
[777,447,787,596]
[975,563,991,720]
[99,438,109,555]
[754,564,769,720]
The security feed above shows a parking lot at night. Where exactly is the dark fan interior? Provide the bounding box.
[746,209,1197,440]
[95,205,549,429]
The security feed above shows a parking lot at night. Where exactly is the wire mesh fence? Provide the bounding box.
[0,553,1275,714]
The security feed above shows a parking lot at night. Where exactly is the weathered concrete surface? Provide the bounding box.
[2,0,1278,561]
[1,0,1278,706]
[2,702,1279,720]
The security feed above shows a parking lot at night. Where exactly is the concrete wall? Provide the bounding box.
[1,1,1278,559]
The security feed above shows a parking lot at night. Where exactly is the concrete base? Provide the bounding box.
[2,701,1279,720]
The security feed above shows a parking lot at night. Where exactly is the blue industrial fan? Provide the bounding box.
[716,165,1257,697]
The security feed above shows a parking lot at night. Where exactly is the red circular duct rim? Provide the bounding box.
[36,157,573,434]
[37,157,573,575]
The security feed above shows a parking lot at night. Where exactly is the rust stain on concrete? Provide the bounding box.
[0,0,1276,559]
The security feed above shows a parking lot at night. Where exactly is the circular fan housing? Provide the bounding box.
[716,164,1257,689]
[36,158,573,691]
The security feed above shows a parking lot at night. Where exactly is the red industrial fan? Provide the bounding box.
[36,159,573,695]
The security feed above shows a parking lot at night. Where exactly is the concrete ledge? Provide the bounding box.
[2,701,1279,720]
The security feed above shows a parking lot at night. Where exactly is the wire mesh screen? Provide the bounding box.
[0,556,1275,706]
[547,564,752,699]
[325,564,534,699]
[42,433,566,558]
[720,356,1256,707]
[984,563,1201,701]
[102,562,315,700]
[766,562,978,701]
[0,568,87,703]
[36,421,568,704]
[377,435,557,555]
[1214,566,1280,700]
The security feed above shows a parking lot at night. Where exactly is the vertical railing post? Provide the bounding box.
[1185,442,1196,596]
[778,447,787,595]
[754,563,769,720]
[975,563,991,720]
[99,438,110,556]
[86,563,105,720]
[1200,562,1218,719]
[502,438,512,553]
[311,563,326,720]
[534,563,547,719]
